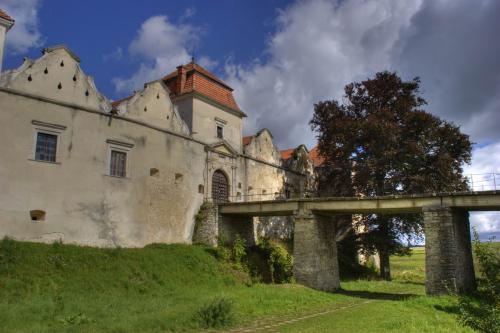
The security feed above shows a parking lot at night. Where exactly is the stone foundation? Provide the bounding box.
[192,203,218,247]
[424,206,475,295]
[293,210,340,292]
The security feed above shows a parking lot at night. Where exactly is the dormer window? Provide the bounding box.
[216,125,224,139]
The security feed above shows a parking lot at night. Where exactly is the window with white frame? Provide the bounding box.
[31,120,66,163]
[110,150,127,177]
[106,139,133,178]
[35,132,58,162]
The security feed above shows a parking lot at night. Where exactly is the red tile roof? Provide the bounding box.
[280,148,295,160]
[242,136,253,146]
[163,61,243,114]
[309,146,325,167]
[0,9,14,23]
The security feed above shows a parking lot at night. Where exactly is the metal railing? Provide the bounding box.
[465,173,500,192]
[205,173,500,203]
[205,186,316,203]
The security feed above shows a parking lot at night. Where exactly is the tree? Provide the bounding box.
[310,71,472,280]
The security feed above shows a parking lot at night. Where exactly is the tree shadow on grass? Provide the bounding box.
[434,304,460,315]
[337,289,418,301]
[396,280,425,286]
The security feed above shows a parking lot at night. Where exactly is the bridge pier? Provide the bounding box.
[293,210,340,292]
[423,206,475,295]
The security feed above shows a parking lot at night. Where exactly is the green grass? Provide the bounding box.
[1,240,492,332]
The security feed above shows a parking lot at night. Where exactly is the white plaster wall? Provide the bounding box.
[0,90,206,247]
[0,25,6,74]
[192,98,243,152]
[244,130,287,201]
[1,47,110,112]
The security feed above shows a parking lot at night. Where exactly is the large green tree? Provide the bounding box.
[310,71,472,280]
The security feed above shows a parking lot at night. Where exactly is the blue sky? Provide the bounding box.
[3,0,291,100]
[1,0,500,238]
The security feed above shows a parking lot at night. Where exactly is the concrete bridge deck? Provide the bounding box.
[216,191,500,296]
[218,191,500,215]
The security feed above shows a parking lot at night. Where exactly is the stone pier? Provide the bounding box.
[293,210,340,292]
[423,206,475,295]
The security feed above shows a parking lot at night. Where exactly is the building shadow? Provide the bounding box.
[338,289,418,301]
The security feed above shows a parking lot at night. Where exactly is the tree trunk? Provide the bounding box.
[379,248,391,281]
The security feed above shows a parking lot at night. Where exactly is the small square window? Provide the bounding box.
[110,150,127,177]
[35,132,58,162]
[216,125,224,139]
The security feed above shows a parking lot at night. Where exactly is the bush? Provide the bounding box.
[258,238,294,284]
[457,229,499,333]
[195,296,234,328]
[231,236,246,269]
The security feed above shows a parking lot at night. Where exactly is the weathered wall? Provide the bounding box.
[0,24,7,73]
[1,47,110,112]
[0,88,206,247]
[191,98,243,152]
[0,47,209,247]
[0,45,316,249]
[243,130,315,241]
[192,202,218,246]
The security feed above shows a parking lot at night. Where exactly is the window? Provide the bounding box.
[35,132,58,162]
[106,139,133,178]
[110,150,127,177]
[216,125,224,139]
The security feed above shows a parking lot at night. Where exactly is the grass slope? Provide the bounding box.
[1,240,490,332]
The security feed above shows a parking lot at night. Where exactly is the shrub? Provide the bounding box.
[258,238,294,283]
[0,236,19,273]
[231,235,247,268]
[195,296,234,328]
[457,229,499,333]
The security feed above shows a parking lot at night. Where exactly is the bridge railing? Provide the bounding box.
[205,173,500,203]
[466,173,500,192]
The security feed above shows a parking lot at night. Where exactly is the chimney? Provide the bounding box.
[176,65,186,94]
[0,9,14,74]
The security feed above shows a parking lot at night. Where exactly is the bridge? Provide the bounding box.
[217,191,500,295]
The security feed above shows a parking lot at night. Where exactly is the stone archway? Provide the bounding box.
[212,170,229,202]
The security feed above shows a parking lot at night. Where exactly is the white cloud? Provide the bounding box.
[464,143,500,236]
[226,0,500,151]
[112,15,215,94]
[0,0,43,54]
[197,56,218,70]
[102,47,123,62]
[224,0,500,235]
[470,212,499,234]
[226,0,423,148]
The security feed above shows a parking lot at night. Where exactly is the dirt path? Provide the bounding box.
[224,300,374,333]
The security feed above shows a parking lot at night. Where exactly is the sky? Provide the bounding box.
[1,0,499,239]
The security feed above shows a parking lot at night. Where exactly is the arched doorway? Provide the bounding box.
[212,170,229,202]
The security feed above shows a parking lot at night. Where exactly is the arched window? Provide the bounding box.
[212,170,229,202]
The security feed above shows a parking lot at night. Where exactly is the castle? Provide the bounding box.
[0,10,320,247]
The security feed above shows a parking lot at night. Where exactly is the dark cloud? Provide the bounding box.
[393,0,500,143]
